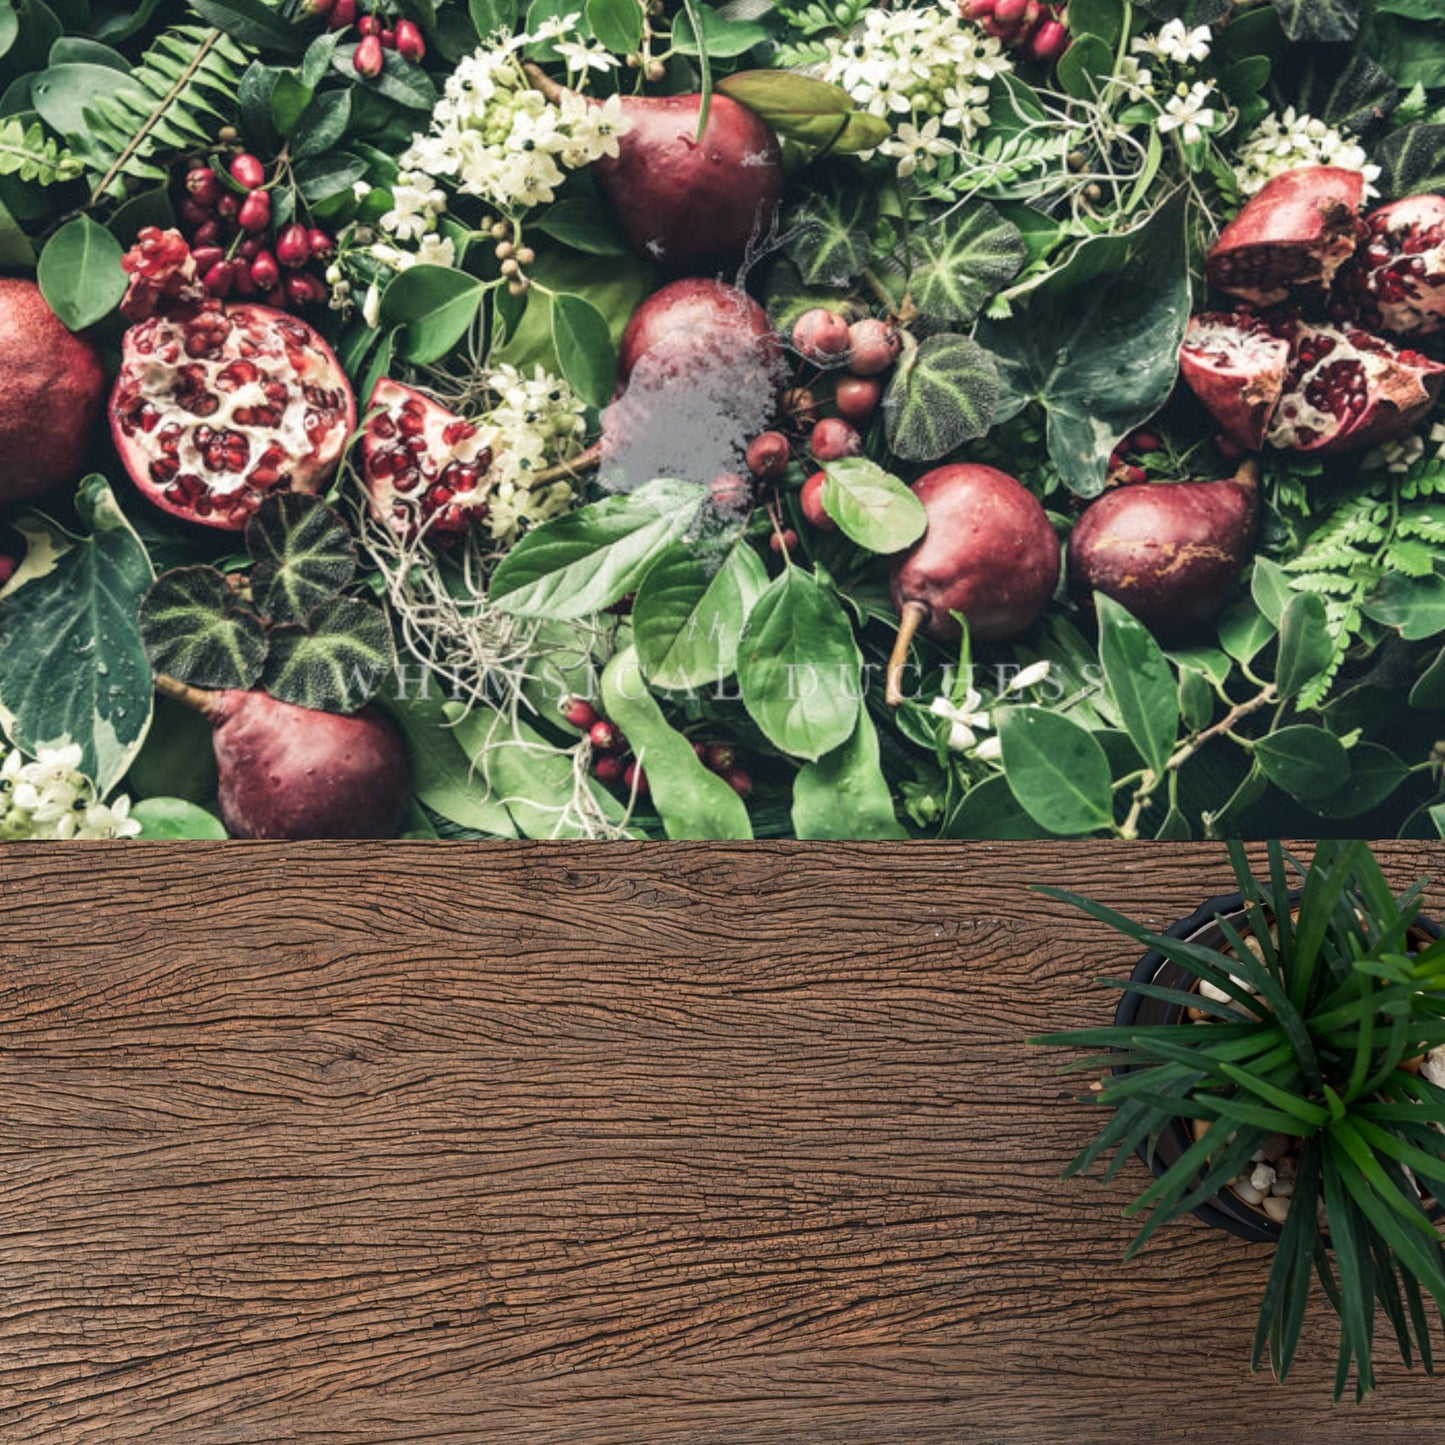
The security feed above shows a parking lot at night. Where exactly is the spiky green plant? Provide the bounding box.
[1034,841,1445,1401]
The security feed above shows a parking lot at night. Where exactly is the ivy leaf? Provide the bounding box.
[883,333,1000,462]
[820,457,926,554]
[262,597,395,713]
[245,494,357,626]
[139,566,268,690]
[977,194,1191,498]
[899,203,1025,328]
[996,705,1114,835]
[1270,0,1358,43]
[491,479,707,619]
[1376,124,1445,202]
[0,476,155,793]
[37,216,125,330]
[737,568,862,761]
[782,163,878,288]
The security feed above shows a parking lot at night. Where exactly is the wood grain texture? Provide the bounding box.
[3,842,1445,1444]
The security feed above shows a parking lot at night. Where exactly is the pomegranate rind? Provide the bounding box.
[1206,166,1365,307]
[110,302,355,532]
[1179,312,1291,452]
[1338,194,1445,339]
[360,378,494,543]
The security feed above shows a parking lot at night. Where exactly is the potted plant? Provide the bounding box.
[1035,841,1445,1400]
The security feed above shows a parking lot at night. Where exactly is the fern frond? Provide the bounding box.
[0,117,83,186]
[84,25,247,203]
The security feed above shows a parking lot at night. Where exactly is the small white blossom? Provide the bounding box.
[973,735,1003,762]
[556,36,619,74]
[1004,660,1052,692]
[0,742,143,841]
[1232,106,1382,198]
[413,232,457,268]
[1136,19,1212,65]
[380,171,447,243]
[880,116,955,178]
[361,283,381,329]
[1158,83,1217,146]
[1114,56,1153,101]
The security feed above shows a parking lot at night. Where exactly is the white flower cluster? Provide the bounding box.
[820,7,1011,179]
[930,661,1051,761]
[1133,19,1213,66]
[399,22,629,213]
[1233,107,1381,198]
[1158,81,1218,146]
[0,743,141,841]
[479,363,589,542]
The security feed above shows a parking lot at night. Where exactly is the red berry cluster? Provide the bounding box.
[559,697,753,799]
[310,2,426,76]
[962,0,1070,64]
[179,154,332,311]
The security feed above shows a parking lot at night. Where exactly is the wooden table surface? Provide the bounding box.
[4,842,1445,1443]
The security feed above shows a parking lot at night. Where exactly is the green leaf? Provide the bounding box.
[791,709,906,839]
[716,70,889,153]
[1096,594,1178,777]
[600,645,753,839]
[944,772,1050,839]
[1271,0,1357,43]
[1056,33,1114,100]
[36,215,125,330]
[996,705,1113,835]
[1252,555,1293,626]
[1377,124,1445,201]
[379,264,486,366]
[978,195,1191,498]
[332,44,436,108]
[1274,591,1333,698]
[138,566,267,690]
[586,0,643,51]
[1178,667,1215,733]
[533,192,630,257]
[1312,743,1409,820]
[901,203,1025,328]
[882,332,1000,463]
[1254,724,1351,802]
[820,458,927,554]
[470,0,518,36]
[291,87,351,163]
[185,0,304,52]
[550,291,616,409]
[1219,596,1276,663]
[1066,0,1125,45]
[262,597,395,713]
[0,476,155,793]
[491,479,707,620]
[132,797,228,839]
[737,568,862,761]
[294,151,367,206]
[388,691,515,837]
[672,3,768,56]
[782,164,878,288]
[1363,571,1445,641]
[632,537,767,689]
[245,493,357,626]
[269,71,311,137]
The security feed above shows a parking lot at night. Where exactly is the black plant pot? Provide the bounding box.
[1111,890,1442,1245]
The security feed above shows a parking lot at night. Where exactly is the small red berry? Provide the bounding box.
[745,430,791,480]
[358,13,380,34]
[379,27,396,46]
[622,762,648,796]
[394,18,426,60]
[354,32,384,75]
[770,528,799,555]
[809,418,862,462]
[286,272,328,307]
[185,167,221,206]
[792,307,852,365]
[192,219,222,247]
[191,245,224,272]
[306,228,334,258]
[594,754,624,783]
[276,223,311,268]
[590,720,622,752]
[834,375,883,428]
[724,767,753,797]
[799,471,835,532]
[845,318,899,377]
[178,197,213,230]
[705,744,737,773]
[216,193,239,222]
[228,153,265,190]
[202,261,235,298]
[1129,430,1161,453]
[560,696,600,730]
[250,250,280,291]
[0,556,15,589]
[330,0,357,24]
[238,189,272,233]
[1028,18,1069,62]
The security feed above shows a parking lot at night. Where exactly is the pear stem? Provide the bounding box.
[155,673,223,722]
[522,60,568,106]
[885,600,929,707]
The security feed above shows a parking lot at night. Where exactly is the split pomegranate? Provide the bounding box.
[360,379,494,543]
[1180,311,1445,456]
[1206,166,1365,307]
[1179,311,1292,452]
[1337,194,1445,338]
[110,301,355,530]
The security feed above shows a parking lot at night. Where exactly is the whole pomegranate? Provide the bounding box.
[110,302,355,529]
[361,379,493,543]
[885,464,1059,704]
[161,680,412,839]
[1206,166,1365,308]
[1068,461,1259,636]
[1181,311,1445,456]
[1338,194,1445,338]
[0,279,107,506]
